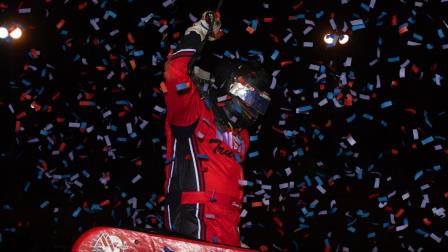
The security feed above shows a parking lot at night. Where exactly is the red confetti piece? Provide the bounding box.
[399,26,408,35]
[129,59,137,70]
[246,26,255,34]
[59,143,66,152]
[395,208,405,218]
[411,64,420,73]
[280,60,293,67]
[391,148,399,155]
[56,19,65,30]
[99,200,110,207]
[251,202,263,207]
[269,34,279,43]
[392,15,398,26]
[78,2,88,10]
[16,111,27,120]
[127,32,135,43]
[292,1,303,10]
[15,121,21,133]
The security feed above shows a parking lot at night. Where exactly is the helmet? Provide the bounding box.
[206,59,271,129]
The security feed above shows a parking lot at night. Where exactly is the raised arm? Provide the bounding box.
[163,11,222,127]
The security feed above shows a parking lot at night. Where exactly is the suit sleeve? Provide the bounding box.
[163,32,204,127]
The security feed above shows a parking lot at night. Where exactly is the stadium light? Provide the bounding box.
[324,33,350,46]
[0,26,8,39]
[338,34,349,45]
[10,27,23,40]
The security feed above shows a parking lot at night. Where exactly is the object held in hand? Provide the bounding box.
[185,11,223,41]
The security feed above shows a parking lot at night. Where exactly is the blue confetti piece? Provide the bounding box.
[433,165,441,171]
[41,68,47,78]
[21,79,31,86]
[40,201,50,209]
[73,54,81,62]
[133,50,145,57]
[437,29,445,39]
[352,24,366,31]
[360,3,370,11]
[251,19,258,30]
[421,136,434,145]
[301,207,308,215]
[412,33,423,41]
[249,135,258,141]
[378,196,388,202]
[416,228,429,237]
[105,10,118,19]
[223,51,233,58]
[233,153,242,163]
[356,167,363,180]
[82,170,90,178]
[110,125,118,132]
[346,114,357,123]
[175,82,189,91]
[316,11,324,18]
[294,148,304,156]
[23,181,30,192]
[319,65,326,73]
[304,176,312,186]
[72,207,82,218]
[271,50,280,61]
[197,154,209,160]
[117,137,127,142]
[347,226,356,233]
[116,100,129,105]
[387,56,400,63]
[248,151,259,158]
[381,100,392,109]
[414,170,423,180]
[296,105,312,113]
[362,113,374,120]
[314,176,323,185]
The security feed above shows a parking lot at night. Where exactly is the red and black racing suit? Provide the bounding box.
[163,31,249,246]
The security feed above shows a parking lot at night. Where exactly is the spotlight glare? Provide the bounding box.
[324,34,335,44]
[10,27,23,39]
[0,27,8,39]
[339,34,350,45]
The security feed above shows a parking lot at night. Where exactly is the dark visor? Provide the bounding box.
[229,82,271,115]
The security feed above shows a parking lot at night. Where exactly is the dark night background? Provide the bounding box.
[1,0,448,251]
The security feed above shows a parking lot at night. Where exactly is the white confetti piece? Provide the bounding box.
[131,174,142,184]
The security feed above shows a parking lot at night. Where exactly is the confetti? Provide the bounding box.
[2,1,448,251]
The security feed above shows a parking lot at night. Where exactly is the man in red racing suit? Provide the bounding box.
[162,11,271,247]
